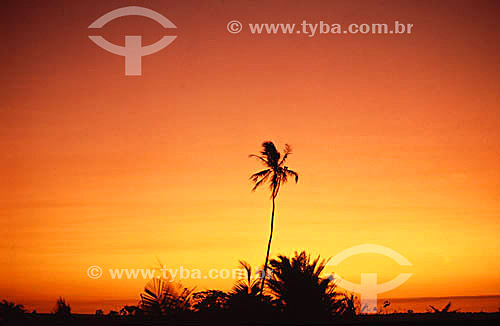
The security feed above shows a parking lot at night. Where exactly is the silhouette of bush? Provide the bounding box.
[342,294,360,318]
[52,297,71,318]
[140,278,194,317]
[108,310,118,317]
[119,304,142,316]
[267,251,348,321]
[225,260,276,319]
[192,290,229,313]
[0,300,26,322]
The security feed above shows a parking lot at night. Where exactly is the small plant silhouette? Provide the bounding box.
[382,300,391,314]
[429,301,459,313]
[119,305,141,316]
[53,297,71,317]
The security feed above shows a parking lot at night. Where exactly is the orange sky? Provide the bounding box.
[1,0,500,313]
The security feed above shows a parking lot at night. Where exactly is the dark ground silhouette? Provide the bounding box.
[2,251,499,325]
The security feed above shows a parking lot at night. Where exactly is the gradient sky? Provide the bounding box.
[1,0,500,313]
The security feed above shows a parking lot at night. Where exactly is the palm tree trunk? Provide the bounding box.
[260,196,275,295]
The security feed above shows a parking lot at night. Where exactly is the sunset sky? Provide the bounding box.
[1,0,499,313]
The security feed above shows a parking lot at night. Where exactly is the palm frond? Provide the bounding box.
[248,154,268,166]
[250,169,271,183]
[279,144,293,165]
[284,168,299,183]
[249,141,298,198]
[231,261,260,296]
[239,260,252,284]
[140,278,195,316]
[251,171,271,191]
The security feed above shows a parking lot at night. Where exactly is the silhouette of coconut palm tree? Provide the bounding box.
[249,141,299,295]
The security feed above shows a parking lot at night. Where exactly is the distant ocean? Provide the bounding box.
[378,296,500,313]
[24,295,500,314]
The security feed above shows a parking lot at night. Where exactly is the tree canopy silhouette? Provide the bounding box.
[267,251,348,320]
